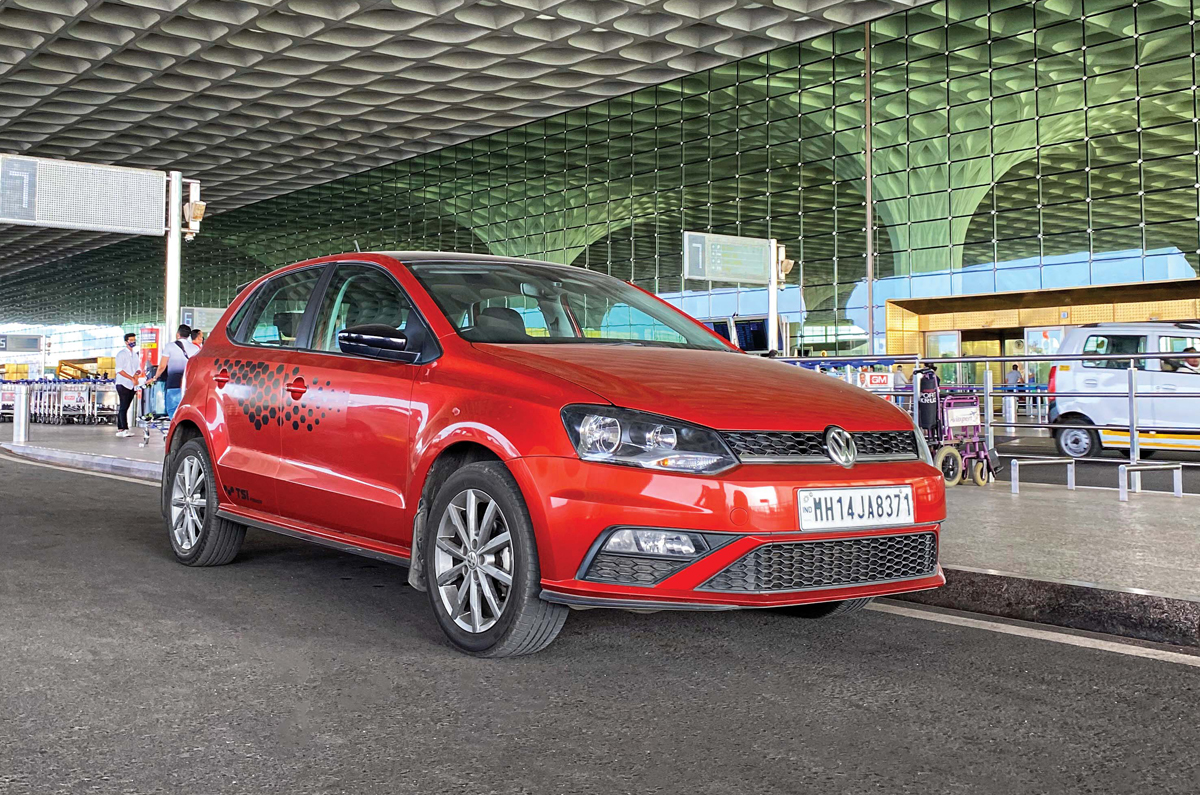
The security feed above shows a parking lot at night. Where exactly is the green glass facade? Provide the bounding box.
[2,0,1198,354]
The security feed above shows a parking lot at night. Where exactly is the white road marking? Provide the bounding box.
[871,601,1200,669]
[0,450,159,487]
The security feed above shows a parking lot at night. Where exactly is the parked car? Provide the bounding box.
[162,252,946,656]
[1050,321,1200,458]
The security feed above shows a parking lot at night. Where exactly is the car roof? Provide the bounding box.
[377,251,577,270]
[1075,321,1200,333]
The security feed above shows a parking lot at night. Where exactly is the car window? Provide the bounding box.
[311,264,418,353]
[566,295,691,345]
[408,261,730,351]
[234,268,323,347]
[1081,334,1146,370]
[1159,335,1200,373]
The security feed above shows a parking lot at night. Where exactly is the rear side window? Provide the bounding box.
[231,268,323,347]
[1082,334,1146,370]
[1159,335,1200,373]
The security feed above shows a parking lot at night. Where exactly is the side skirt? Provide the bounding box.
[216,507,411,567]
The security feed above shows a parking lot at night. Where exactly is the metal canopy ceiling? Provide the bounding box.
[0,0,921,278]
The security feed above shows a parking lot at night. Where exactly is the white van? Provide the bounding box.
[1050,322,1200,457]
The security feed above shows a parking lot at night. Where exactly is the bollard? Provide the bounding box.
[12,383,30,444]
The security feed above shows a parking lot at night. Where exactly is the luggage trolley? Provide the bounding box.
[915,366,999,487]
[93,381,119,424]
[137,381,171,448]
[0,381,16,422]
[59,381,91,424]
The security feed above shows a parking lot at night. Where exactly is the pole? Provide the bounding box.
[911,370,921,427]
[768,238,779,354]
[165,171,183,338]
[1128,363,1140,492]
[13,383,30,444]
[984,367,994,451]
[863,22,875,353]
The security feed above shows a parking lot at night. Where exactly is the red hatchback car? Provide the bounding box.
[162,252,945,656]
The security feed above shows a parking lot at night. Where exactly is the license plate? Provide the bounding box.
[797,486,914,531]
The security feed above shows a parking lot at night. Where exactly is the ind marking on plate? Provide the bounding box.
[683,231,772,284]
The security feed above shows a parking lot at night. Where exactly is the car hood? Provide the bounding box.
[474,343,913,432]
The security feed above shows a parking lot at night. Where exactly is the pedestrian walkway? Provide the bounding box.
[1,422,164,480]
[942,483,1198,600]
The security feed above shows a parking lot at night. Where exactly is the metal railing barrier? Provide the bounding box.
[1011,458,1076,495]
[1118,462,1183,502]
[779,349,1200,499]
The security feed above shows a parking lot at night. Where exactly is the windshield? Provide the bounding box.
[408,261,733,351]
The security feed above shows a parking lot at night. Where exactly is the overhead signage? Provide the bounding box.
[0,154,166,236]
[180,306,226,332]
[683,231,773,284]
[0,334,42,353]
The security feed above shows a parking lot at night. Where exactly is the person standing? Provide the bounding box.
[190,328,205,348]
[893,364,909,409]
[114,332,142,437]
[148,324,197,418]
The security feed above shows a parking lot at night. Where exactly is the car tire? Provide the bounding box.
[775,597,873,618]
[1054,421,1099,459]
[933,446,963,485]
[166,438,246,567]
[423,461,568,658]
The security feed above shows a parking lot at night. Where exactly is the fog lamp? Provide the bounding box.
[603,528,700,558]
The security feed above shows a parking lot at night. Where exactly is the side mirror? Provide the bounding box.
[338,324,419,363]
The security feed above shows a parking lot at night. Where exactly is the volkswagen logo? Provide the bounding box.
[825,426,857,468]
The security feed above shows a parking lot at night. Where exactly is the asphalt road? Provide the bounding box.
[2,456,1198,795]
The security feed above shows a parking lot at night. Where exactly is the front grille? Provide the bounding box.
[701,532,937,592]
[853,431,919,458]
[722,431,825,459]
[721,430,918,461]
[583,553,688,586]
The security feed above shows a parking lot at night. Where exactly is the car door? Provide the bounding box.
[274,262,433,547]
[1077,332,1149,447]
[213,265,326,515]
[1149,333,1200,448]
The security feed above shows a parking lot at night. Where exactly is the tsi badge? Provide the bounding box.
[824,426,857,468]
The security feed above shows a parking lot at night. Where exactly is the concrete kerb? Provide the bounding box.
[896,565,1200,648]
[1,442,162,482]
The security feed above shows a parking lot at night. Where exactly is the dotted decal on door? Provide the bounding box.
[214,360,341,433]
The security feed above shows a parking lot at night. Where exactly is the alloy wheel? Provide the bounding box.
[170,454,207,551]
[433,488,514,633]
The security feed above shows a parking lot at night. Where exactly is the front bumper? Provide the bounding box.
[508,456,946,609]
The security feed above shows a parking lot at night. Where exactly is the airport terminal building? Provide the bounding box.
[2,0,1199,367]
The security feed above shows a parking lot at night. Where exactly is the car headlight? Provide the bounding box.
[561,405,737,474]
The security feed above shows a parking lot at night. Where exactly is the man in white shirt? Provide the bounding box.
[114,332,142,437]
[148,324,200,418]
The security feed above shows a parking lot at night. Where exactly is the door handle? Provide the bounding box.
[213,368,230,387]
[286,377,307,400]
[1160,384,1177,392]
[1083,379,1099,388]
